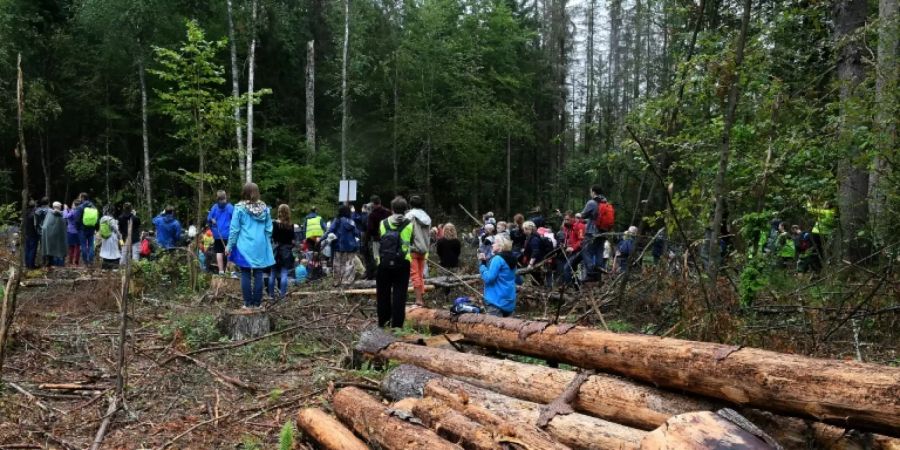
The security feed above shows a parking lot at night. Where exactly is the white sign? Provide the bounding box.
[338,179,357,203]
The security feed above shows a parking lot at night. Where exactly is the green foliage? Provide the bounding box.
[240,434,262,450]
[279,420,296,450]
[158,312,224,350]
[0,203,19,225]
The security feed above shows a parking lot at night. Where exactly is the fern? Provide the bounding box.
[279,420,295,450]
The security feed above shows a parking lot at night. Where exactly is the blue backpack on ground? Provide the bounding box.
[450,297,481,315]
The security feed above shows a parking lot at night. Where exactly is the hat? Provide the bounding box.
[52,201,62,210]
[626,226,639,236]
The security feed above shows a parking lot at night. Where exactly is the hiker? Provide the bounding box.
[478,223,496,261]
[139,231,154,260]
[522,221,551,285]
[405,195,432,307]
[616,226,638,273]
[376,196,413,328]
[226,183,275,309]
[436,223,461,269]
[40,201,67,268]
[775,222,796,269]
[207,190,234,274]
[64,199,82,266]
[580,185,614,281]
[794,225,819,273]
[328,205,361,287]
[117,202,142,262]
[510,213,526,253]
[152,206,183,250]
[269,204,295,299]
[33,197,52,266]
[23,200,39,269]
[301,206,326,251]
[479,234,517,317]
[528,207,545,229]
[560,212,584,285]
[807,200,834,267]
[74,193,100,266]
[366,195,392,276]
[98,206,122,270]
[294,258,309,285]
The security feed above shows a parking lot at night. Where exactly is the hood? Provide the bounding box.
[305,212,319,219]
[387,213,408,227]
[217,202,231,210]
[406,208,432,227]
[593,195,608,203]
[162,214,177,224]
[497,251,517,271]
[239,201,269,221]
[82,200,95,208]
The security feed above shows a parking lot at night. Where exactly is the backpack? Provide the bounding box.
[140,239,152,257]
[594,200,615,231]
[82,206,99,227]
[538,235,555,257]
[379,218,409,266]
[798,232,813,253]
[99,219,112,239]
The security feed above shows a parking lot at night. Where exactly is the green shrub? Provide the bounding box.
[158,312,224,350]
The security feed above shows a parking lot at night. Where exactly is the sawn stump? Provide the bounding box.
[218,309,274,341]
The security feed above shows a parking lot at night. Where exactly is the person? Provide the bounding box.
[117,202,142,263]
[356,203,375,279]
[479,234,518,317]
[64,199,82,266]
[33,197,52,266]
[40,202,67,268]
[807,200,834,267]
[226,183,275,309]
[294,259,309,285]
[580,185,612,281]
[152,206,182,250]
[510,213,526,253]
[616,226,638,273]
[207,190,234,274]
[405,195,432,307]
[561,212,584,285]
[74,193,99,266]
[795,225,818,273]
[436,223,461,269]
[366,195,392,275]
[775,222,796,269]
[23,200,39,269]
[376,196,413,328]
[522,221,550,285]
[528,207,545,229]
[269,204,295,299]
[328,205,361,287]
[478,223,496,261]
[301,206,326,251]
[139,231,154,259]
[98,206,122,270]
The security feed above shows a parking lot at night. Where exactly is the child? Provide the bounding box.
[616,226,638,273]
[294,259,309,285]
[98,207,121,271]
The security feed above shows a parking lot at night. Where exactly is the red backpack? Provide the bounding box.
[594,200,615,231]
[140,238,152,257]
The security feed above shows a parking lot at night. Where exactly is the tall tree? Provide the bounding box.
[341,0,351,180]
[869,0,898,246]
[245,0,259,183]
[306,40,316,157]
[226,0,246,178]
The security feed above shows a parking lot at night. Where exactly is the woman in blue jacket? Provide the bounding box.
[327,205,360,287]
[226,183,275,309]
[478,234,517,317]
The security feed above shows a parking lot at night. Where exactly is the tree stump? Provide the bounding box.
[217,309,273,341]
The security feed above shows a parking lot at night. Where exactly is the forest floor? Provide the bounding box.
[0,250,897,448]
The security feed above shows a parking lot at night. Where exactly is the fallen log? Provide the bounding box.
[406,397,508,450]
[332,386,462,450]
[296,408,369,450]
[405,308,900,435]
[382,366,645,450]
[640,411,772,450]
[361,328,715,430]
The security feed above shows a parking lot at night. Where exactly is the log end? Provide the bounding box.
[381,365,442,401]
[356,326,398,355]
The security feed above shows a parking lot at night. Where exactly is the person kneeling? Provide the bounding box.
[479,234,517,317]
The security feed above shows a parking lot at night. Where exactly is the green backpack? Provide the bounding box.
[99,219,112,239]
[83,206,99,227]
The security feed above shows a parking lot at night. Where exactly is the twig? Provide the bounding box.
[169,350,257,392]
[89,395,119,450]
[7,382,58,414]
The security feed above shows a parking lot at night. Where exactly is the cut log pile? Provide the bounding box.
[297,308,900,450]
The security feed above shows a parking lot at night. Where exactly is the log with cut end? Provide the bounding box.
[360,328,715,430]
[387,367,646,450]
[406,397,507,450]
[640,411,773,450]
[331,386,462,450]
[296,408,369,450]
[216,309,273,341]
[405,308,900,435]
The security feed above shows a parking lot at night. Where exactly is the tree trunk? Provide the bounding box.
[305,40,316,157]
[583,0,596,154]
[332,386,462,450]
[407,397,508,450]
[641,411,772,450]
[40,132,50,197]
[296,408,368,450]
[707,0,752,281]
[869,0,898,247]
[834,0,870,263]
[403,309,900,435]
[506,132,511,215]
[245,0,258,184]
[198,140,205,227]
[226,0,245,177]
[340,0,350,180]
[216,309,272,341]
[139,57,153,219]
[360,328,716,431]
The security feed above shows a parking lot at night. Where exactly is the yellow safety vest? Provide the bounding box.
[305,215,324,238]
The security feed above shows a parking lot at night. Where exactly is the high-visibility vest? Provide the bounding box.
[305,215,324,238]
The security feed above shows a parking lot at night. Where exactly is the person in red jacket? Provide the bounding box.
[561,212,585,285]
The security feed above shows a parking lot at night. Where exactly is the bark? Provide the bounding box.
[583,0,596,154]
[331,386,462,450]
[296,408,369,450]
[404,309,900,436]
[217,310,273,341]
[408,397,505,450]
[869,0,898,246]
[640,411,772,450]
[139,57,153,219]
[40,133,50,197]
[834,0,870,263]
[245,0,258,184]
[341,0,350,180]
[360,328,716,431]
[226,0,245,176]
[708,0,752,281]
[305,40,316,157]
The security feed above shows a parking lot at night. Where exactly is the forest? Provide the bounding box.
[0,0,898,448]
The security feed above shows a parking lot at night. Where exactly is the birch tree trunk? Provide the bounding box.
[227,0,245,178]
[708,0,752,281]
[305,40,315,157]
[341,0,350,180]
[583,0,596,154]
[245,0,258,184]
[139,57,153,219]
[869,0,898,247]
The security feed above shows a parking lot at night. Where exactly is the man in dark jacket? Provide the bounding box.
[366,195,391,279]
[23,200,39,269]
[74,193,99,266]
[118,202,142,263]
[579,185,608,281]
